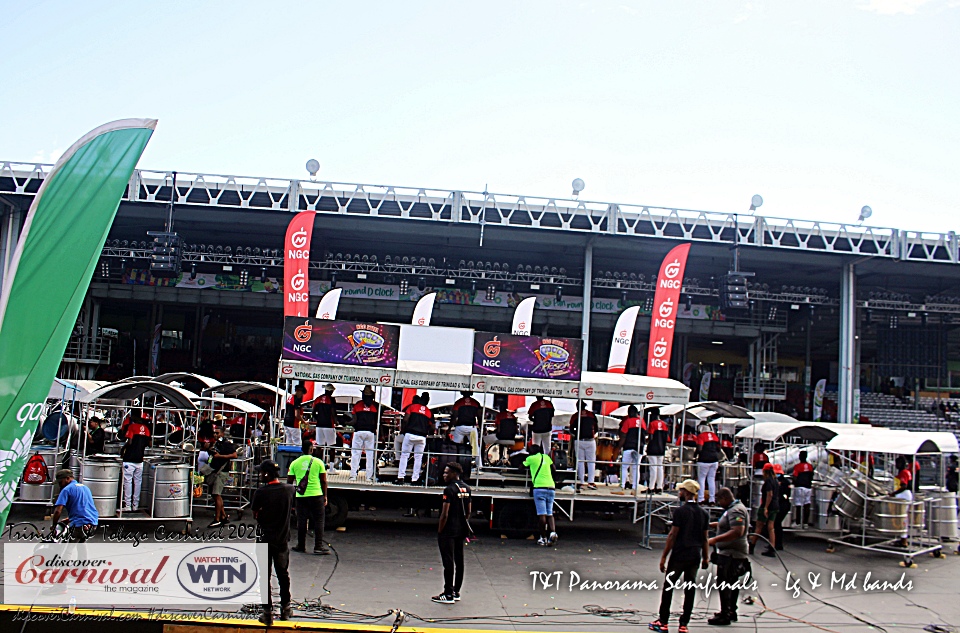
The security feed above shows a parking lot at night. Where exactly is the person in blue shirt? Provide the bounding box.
[51,469,99,542]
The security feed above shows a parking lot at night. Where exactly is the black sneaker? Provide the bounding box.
[292,546,306,553]
[207,520,223,529]
[707,614,732,625]
[452,591,461,602]
[431,593,455,604]
[259,611,274,626]
[761,547,776,557]
[279,605,293,620]
[314,546,330,555]
[392,478,404,485]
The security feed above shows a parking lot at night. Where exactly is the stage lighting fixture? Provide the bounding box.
[555,285,563,302]
[428,258,435,267]
[486,284,496,301]
[417,277,426,292]
[889,314,898,329]
[458,260,466,269]
[225,246,233,255]
[120,258,127,270]
[370,255,378,263]
[260,267,267,283]
[239,269,249,286]
[644,295,654,312]
[524,265,532,274]
[767,304,777,321]
[331,272,338,289]
[484,262,492,271]
[244,247,252,256]
[493,262,501,271]
[470,280,477,292]
[362,254,369,263]
[467,261,475,269]
[120,240,129,248]
[99,260,110,278]
[399,277,409,294]
[502,263,510,272]
[190,263,197,280]
[384,255,392,264]
[420,258,427,267]
[686,295,693,311]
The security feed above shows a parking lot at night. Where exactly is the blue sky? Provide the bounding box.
[2,1,957,232]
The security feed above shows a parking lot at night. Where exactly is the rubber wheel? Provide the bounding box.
[325,493,349,528]
[494,501,537,539]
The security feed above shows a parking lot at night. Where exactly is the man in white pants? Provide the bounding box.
[645,410,669,493]
[120,412,151,511]
[349,386,379,481]
[450,391,479,452]
[527,396,555,455]
[570,404,598,490]
[312,384,338,469]
[396,398,433,484]
[695,425,722,504]
[283,384,306,446]
[616,406,645,490]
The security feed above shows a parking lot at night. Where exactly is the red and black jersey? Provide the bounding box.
[403,403,433,437]
[122,422,151,463]
[570,409,598,441]
[619,416,644,451]
[452,396,482,427]
[352,401,379,433]
[528,398,556,434]
[792,460,814,488]
[284,393,304,428]
[494,411,518,440]
[646,419,670,456]
[897,468,912,487]
[752,451,770,469]
[312,394,337,428]
[676,432,698,447]
[720,438,735,459]
[696,431,721,463]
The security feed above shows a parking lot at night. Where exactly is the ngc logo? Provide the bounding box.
[483,337,501,358]
[281,365,293,375]
[646,391,655,400]
[664,259,682,279]
[291,227,309,249]
[619,329,627,338]
[291,271,306,292]
[659,298,675,319]
[585,387,594,397]
[652,338,668,358]
[294,322,312,343]
[417,317,426,325]
[379,375,392,384]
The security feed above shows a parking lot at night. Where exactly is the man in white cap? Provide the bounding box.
[649,479,709,633]
[350,385,379,481]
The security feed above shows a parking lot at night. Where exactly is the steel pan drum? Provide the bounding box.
[910,500,926,532]
[929,493,959,540]
[82,456,122,517]
[834,478,867,520]
[596,434,619,463]
[870,497,909,535]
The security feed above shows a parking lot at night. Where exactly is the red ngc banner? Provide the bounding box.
[646,243,691,378]
[284,211,316,318]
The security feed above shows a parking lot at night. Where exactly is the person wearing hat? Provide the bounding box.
[773,464,791,551]
[350,386,380,481]
[86,415,105,455]
[451,390,482,446]
[284,384,307,446]
[748,463,778,557]
[649,479,709,633]
[121,408,151,512]
[253,459,295,625]
[313,384,339,462]
[288,444,330,554]
[51,469,98,542]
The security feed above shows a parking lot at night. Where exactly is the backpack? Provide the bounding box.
[24,455,48,484]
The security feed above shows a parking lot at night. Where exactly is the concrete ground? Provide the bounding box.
[4,503,959,632]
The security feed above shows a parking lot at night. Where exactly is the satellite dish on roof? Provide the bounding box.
[305,159,320,178]
[571,178,585,197]
[858,205,873,222]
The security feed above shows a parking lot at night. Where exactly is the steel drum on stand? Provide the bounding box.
[82,456,122,517]
[928,492,959,540]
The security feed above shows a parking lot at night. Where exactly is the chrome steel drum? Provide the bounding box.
[929,493,959,540]
[910,500,926,532]
[82,457,122,517]
[722,463,746,487]
[870,497,909,535]
[834,479,864,519]
[814,484,839,529]
[142,459,191,518]
[102,442,123,455]
[19,482,53,501]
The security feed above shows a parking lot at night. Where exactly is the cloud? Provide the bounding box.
[734,2,756,24]
[857,0,932,15]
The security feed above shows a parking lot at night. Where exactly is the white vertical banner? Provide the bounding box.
[411,292,437,326]
[813,378,827,421]
[606,306,640,373]
[511,296,537,335]
[315,287,342,319]
[699,372,712,401]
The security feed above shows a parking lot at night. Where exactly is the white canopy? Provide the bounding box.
[826,430,959,455]
[81,381,199,410]
[736,421,883,443]
[579,371,690,405]
[750,412,800,424]
[203,381,285,399]
[192,396,265,415]
[155,372,222,388]
[48,379,106,401]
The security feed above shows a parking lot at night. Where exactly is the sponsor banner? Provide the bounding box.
[470,375,579,398]
[511,296,536,335]
[473,332,582,381]
[123,270,282,292]
[646,243,691,378]
[315,287,342,319]
[3,542,266,606]
[283,211,315,318]
[410,292,437,326]
[281,318,400,368]
[699,372,712,401]
[607,306,641,373]
[813,378,827,421]
[0,120,154,534]
[280,360,394,385]
[394,371,471,391]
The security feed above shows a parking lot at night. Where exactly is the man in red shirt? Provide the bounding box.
[791,450,815,526]
[695,425,722,504]
[616,405,645,490]
[645,409,670,493]
[451,390,482,446]
[312,384,338,462]
[121,410,151,512]
[350,386,379,481]
[396,396,433,485]
[527,396,555,455]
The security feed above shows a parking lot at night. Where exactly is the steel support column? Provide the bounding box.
[581,240,594,373]
[839,262,857,423]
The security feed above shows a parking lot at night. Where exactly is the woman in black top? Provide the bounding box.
[749,464,778,556]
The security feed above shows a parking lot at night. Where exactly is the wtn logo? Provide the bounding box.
[186,562,247,585]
